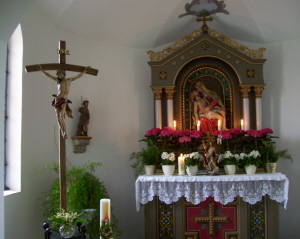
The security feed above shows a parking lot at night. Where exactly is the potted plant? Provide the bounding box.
[130,138,161,177]
[239,150,262,174]
[40,162,122,239]
[184,152,203,176]
[262,142,293,173]
[217,151,240,175]
[49,210,86,238]
[160,152,176,176]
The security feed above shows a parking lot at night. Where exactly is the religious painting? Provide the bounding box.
[181,66,233,133]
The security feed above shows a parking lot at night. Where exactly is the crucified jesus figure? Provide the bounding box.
[35,65,91,138]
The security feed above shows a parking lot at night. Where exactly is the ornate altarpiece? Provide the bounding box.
[143,26,281,239]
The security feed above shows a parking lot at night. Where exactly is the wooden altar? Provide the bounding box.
[136,174,289,239]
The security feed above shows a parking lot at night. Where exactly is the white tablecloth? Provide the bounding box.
[135,173,289,211]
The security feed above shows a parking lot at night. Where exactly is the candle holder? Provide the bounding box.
[100,218,113,239]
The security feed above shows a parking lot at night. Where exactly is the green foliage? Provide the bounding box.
[260,142,293,163]
[41,162,122,238]
[130,138,160,177]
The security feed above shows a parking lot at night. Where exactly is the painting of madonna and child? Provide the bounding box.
[190,80,229,134]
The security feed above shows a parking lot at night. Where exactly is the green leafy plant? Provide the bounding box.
[130,138,161,177]
[263,142,293,163]
[49,210,86,225]
[40,162,122,238]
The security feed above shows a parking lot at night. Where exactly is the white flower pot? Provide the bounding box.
[266,163,277,173]
[162,165,175,176]
[186,165,198,176]
[224,165,236,175]
[144,165,156,175]
[245,165,257,174]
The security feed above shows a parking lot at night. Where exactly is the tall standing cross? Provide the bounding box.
[25,41,98,211]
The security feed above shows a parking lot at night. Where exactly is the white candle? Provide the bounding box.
[178,154,185,175]
[173,120,176,130]
[197,120,200,131]
[217,120,221,130]
[100,199,111,223]
[241,119,244,130]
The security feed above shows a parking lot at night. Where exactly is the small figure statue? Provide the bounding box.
[203,142,219,174]
[76,99,90,136]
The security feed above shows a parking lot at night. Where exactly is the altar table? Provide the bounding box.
[135,173,289,211]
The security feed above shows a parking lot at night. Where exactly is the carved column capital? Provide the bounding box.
[150,86,163,100]
[253,84,265,98]
[239,85,251,98]
[164,86,176,99]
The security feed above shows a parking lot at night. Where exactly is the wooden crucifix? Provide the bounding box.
[25,41,98,211]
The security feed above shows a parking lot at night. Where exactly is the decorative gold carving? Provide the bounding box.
[147,28,203,61]
[159,71,167,80]
[57,49,70,55]
[172,61,177,65]
[195,203,229,236]
[165,87,176,99]
[147,27,265,62]
[247,69,255,77]
[236,60,240,64]
[253,85,265,98]
[217,49,222,53]
[181,55,186,60]
[227,54,231,58]
[239,85,251,98]
[190,50,194,54]
[201,42,209,50]
[151,87,163,100]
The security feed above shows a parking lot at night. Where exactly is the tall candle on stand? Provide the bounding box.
[173,120,176,130]
[197,120,200,131]
[241,119,244,130]
[178,154,185,175]
[217,120,221,130]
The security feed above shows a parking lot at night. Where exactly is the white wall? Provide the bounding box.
[263,38,300,238]
[3,5,153,239]
[1,1,300,239]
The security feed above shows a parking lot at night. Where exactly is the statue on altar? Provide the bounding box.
[191,81,227,133]
[203,141,219,174]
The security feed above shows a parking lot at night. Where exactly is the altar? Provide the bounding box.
[136,173,289,239]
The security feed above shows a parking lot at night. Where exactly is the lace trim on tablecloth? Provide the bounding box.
[135,173,289,211]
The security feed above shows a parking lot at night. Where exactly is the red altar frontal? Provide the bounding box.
[136,174,289,239]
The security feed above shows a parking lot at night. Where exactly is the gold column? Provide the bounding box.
[164,86,176,128]
[151,86,163,129]
[239,86,251,130]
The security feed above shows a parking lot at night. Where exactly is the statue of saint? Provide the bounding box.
[35,65,91,138]
[76,99,90,136]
